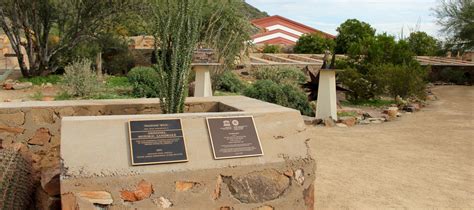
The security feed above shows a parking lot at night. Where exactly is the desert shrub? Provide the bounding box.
[376,64,428,98]
[243,80,314,116]
[215,71,245,93]
[127,67,160,98]
[338,68,383,101]
[62,59,100,97]
[253,67,306,85]
[294,33,336,54]
[439,68,468,84]
[262,44,281,53]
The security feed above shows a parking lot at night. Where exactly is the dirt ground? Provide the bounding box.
[304,86,473,209]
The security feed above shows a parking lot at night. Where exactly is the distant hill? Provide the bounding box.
[241,1,268,20]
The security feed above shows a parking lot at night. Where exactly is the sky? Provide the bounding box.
[246,0,443,39]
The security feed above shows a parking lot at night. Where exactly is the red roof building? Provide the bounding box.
[251,15,335,46]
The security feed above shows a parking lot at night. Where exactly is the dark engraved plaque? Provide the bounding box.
[128,119,188,165]
[206,116,264,159]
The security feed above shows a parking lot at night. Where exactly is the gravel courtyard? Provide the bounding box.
[306,86,473,209]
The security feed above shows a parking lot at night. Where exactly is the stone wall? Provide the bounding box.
[60,97,312,209]
[0,98,238,209]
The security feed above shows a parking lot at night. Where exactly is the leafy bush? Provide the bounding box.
[338,68,384,101]
[215,71,245,93]
[62,59,100,97]
[376,64,428,98]
[439,68,468,84]
[127,67,160,98]
[253,67,306,85]
[243,80,314,116]
[262,44,281,53]
[294,33,336,54]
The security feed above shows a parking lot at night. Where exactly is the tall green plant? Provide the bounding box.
[151,0,202,113]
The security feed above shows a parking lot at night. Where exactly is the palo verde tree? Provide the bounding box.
[0,0,132,78]
[150,0,251,114]
[435,0,474,50]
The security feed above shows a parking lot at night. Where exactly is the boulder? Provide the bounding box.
[12,82,33,90]
[338,116,356,127]
[383,107,399,119]
[323,117,336,127]
[223,169,290,203]
[41,164,61,196]
[175,181,199,192]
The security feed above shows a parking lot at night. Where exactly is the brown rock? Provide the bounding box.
[29,128,51,145]
[30,108,55,124]
[120,190,138,202]
[176,181,199,192]
[0,125,25,134]
[339,117,356,127]
[134,180,153,200]
[3,83,13,90]
[212,176,222,200]
[303,184,315,210]
[61,193,78,210]
[41,164,61,196]
[0,112,25,127]
[120,180,153,202]
[36,188,61,210]
[222,169,290,203]
[383,107,399,119]
[76,191,113,205]
[220,207,234,210]
[284,169,294,177]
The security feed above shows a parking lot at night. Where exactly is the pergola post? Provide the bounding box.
[316,69,338,121]
[193,65,213,97]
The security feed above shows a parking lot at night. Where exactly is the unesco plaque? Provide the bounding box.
[206,116,263,159]
[128,119,188,165]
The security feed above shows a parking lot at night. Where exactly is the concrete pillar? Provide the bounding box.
[193,65,213,97]
[316,70,338,121]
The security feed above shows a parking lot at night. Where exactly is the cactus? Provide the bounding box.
[0,149,33,209]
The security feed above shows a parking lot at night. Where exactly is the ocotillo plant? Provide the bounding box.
[151,0,203,114]
[0,149,34,209]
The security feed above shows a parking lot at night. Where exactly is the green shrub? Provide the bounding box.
[243,80,314,116]
[262,44,281,53]
[19,75,62,85]
[376,64,428,98]
[253,67,306,85]
[215,71,245,93]
[338,68,383,101]
[62,59,100,97]
[294,33,336,54]
[439,68,468,84]
[127,67,160,98]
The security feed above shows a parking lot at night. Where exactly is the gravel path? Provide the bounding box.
[307,86,473,209]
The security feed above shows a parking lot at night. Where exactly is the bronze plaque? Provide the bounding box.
[206,116,264,159]
[128,119,188,165]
